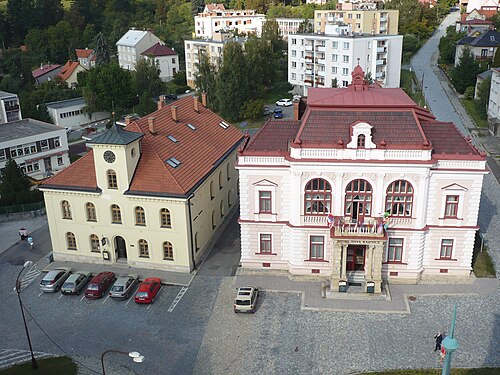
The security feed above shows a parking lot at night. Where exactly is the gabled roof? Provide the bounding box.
[116,30,149,47]
[75,48,94,58]
[477,69,493,80]
[41,97,244,197]
[458,18,493,25]
[457,30,500,47]
[205,3,226,11]
[90,123,143,145]
[466,0,499,13]
[32,64,61,78]
[141,43,178,57]
[57,61,82,81]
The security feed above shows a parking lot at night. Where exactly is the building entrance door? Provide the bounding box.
[346,245,365,271]
[115,236,127,259]
[43,157,52,172]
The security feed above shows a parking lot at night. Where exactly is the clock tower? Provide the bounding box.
[90,123,143,193]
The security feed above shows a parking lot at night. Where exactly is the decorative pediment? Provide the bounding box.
[442,183,468,192]
[253,179,278,187]
[346,121,376,149]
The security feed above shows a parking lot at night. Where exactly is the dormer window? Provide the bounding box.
[347,122,376,149]
[357,134,366,148]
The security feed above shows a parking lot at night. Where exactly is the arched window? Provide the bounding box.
[135,206,146,226]
[210,181,214,200]
[345,179,372,221]
[138,239,149,257]
[220,200,225,218]
[160,208,171,228]
[212,210,216,230]
[226,163,230,181]
[111,204,122,224]
[163,241,174,260]
[107,170,118,189]
[385,180,413,217]
[219,171,223,189]
[61,200,72,219]
[86,202,97,221]
[90,234,100,252]
[357,134,366,148]
[228,190,232,207]
[304,178,332,215]
[66,232,77,250]
[194,232,199,252]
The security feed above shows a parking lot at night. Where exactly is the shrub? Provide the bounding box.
[464,86,475,99]
[240,99,265,119]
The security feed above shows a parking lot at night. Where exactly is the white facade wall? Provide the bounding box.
[0,92,22,124]
[47,99,110,130]
[288,34,402,95]
[185,39,226,88]
[488,68,500,121]
[195,14,265,38]
[117,32,161,71]
[276,18,310,39]
[145,55,180,82]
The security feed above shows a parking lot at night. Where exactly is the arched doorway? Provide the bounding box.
[115,236,127,259]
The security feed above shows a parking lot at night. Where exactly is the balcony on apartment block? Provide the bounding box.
[316,45,326,52]
[317,70,326,77]
[376,58,386,65]
[305,44,314,51]
[376,46,387,53]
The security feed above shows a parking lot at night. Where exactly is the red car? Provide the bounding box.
[84,272,116,299]
[134,278,162,304]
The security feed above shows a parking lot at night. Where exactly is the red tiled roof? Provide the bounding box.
[460,18,493,24]
[32,64,61,78]
[421,122,482,156]
[41,97,244,197]
[76,49,94,58]
[478,9,498,19]
[244,120,301,153]
[206,3,226,11]
[41,152,98,191]
[141,43,177,57]
[57,61,80,81]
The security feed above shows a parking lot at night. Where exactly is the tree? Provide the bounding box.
[7,0,35,44]
[245,0,269,14]
[92,32,111,65]
[0,159,42,206]
[331,78,339,88]
[492,48,500,68]
[364,72,374,85]
[297,19,313,34]
[475,76,491,119]
[34,0,64,30]
[195,52,218,110]
[133,58,163,99]
[450,47,481,94]
[191,0,205,16]
[438,26,465,65]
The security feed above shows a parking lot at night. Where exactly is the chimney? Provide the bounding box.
[293,100,300,121]
[201,92,207,107]
[171,106,178,122]
[148,117,156,134]
[158,95,165,110]
[194,96,199,113]
[125,115,133,125]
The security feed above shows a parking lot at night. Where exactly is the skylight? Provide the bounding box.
[187,123,196,130]
[219,121,229,129]
[166,157,181,168]
[167,135,178,143]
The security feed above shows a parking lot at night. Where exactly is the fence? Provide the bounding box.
[0,201,45,215]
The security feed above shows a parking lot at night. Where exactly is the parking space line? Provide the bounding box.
[147,286,163,310]
[80,295,85,301]
[167,287,188,313]
[58,294,63,299]
[102,295,110,304]
[37,292,43,298]
[125,296,133,306]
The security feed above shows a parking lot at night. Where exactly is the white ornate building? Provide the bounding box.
[237,67,487,293]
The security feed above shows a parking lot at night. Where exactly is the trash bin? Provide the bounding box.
[46,252,54,264]
[367,281,375,294]
[339,280,347,293]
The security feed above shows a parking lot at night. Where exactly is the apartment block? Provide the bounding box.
[314,8,399,35]
[0,91,22,124]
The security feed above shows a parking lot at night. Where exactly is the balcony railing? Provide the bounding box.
[5,104,19,112]
[331,216,386,238]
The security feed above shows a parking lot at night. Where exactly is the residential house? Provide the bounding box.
[276,18,313,39]
[141,43,179,82]
[466,0,499,13]
[116,29,162,71]
[474,69,493,99]
[0,91,22,124]
[288,26,403,95]
[314,7,399,35]
[237,66,487,293]
[46,97,110,131]
[455,30,500,66]
[487,67,500,125]
[455,18,494,34]
[32,64,62,85]
[57,61,87,89]
[39,95,243,273]
[0,119,70,179]
[76,49,96,68]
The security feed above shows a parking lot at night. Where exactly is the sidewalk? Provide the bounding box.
[0,215,48,255]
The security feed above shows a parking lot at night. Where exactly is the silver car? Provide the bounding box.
[61,272,92,295]
[40,268,71,293]
[109,274,139,299]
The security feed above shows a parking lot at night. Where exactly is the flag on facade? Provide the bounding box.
[327,213,334,228]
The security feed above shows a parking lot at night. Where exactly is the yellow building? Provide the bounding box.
[40,95,243,273]
[314,9,399,35]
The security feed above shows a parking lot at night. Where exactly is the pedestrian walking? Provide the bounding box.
[434,332,443,351]
[27,236,34,250]
[19,227,28,240]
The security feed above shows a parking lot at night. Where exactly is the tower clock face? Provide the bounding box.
[103,150,116,163]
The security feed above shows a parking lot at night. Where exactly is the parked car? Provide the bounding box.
[61,272,92,295]
[263,106,273,116]
[234,286,259,313]
[275,98,292,107]
[85,272,116,299]
[134,278,162,304]
[109,275,139,299]
[165,94,177,100]
[40,268,71,293]
[450,6,460,12]
[273,108,284,119]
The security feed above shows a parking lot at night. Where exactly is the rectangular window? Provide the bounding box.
[440,239,453,259]
[291,50,296,57]
[41,140,49,151]
[292,38,297,45]
[309,236,324,260]
[332,41,338,49]
[342,68,349,75]
[387,238,403,262]
[343,55,349,63]
[332,67,337,74]
[332,54,338,62]
[444,195,459,218]
[0,149,5,161]
[343,42,349,50]
[259,234,272,254]
[57,156,63,165]
[292,61,296,68]
[259,191,272,213]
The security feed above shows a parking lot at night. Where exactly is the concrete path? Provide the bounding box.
[0,215,48,255]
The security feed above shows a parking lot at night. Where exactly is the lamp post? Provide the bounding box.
[441,304,460,375]
[100,349,144,375]
[15,260,38,370]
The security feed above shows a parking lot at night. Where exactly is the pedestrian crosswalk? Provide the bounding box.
[12,265,41,293]
[0,349,52,369]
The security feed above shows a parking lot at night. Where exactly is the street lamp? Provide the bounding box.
[15,260,38,369]
[441,304,460,375]
[101,349,144,375]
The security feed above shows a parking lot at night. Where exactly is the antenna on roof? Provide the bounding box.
[357,57,360,66]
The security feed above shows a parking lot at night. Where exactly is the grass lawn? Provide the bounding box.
[400,69,427,107]
[364,368,500,374]
[460,98,489,128]
[473,247,496,277]
[0,357,77,375]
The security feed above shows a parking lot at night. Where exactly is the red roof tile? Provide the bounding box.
[421,122,482,157]
[32,64,61,78]
[57,61,81,81]
[41,152,98,191]
[76,49,94,58]
[141,43,177,57]
[244,120,301,153]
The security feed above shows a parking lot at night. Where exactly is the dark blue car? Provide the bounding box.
[273,108,283,119]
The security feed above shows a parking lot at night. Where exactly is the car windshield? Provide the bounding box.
[112,286,124,292]
[136,292,148,298]
[87,283,99,291]
[236,299,251,305]
[40,280,52,285]
[63,283,75,288]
